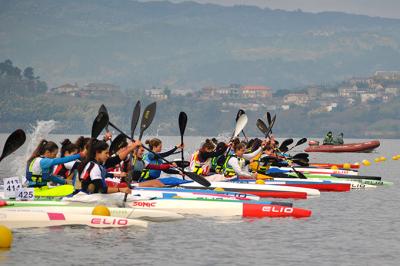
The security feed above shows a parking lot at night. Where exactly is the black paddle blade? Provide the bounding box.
[0,129,26,162]
[236,109,245,122]
[174,160,190,169]
[279,138,294,152]
[295,138,307,147]
[292,159,309,167]
[292,153,309,160]
[179,112,188,137]
[183,171,211,187]
[98,104,108,115]
[256,119,269,136]
[267,112,272,126]
[139,102,157,140]
[91,112,109,139]
[109,133,127,154]
[131,101,141,139]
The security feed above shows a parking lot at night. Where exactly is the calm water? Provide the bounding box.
[0,134,399,266]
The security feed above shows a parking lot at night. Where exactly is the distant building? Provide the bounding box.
[240,85,272,99]
[320,92,337,99]
[51,83,80,95]
[360,93,378,103]
[145,88,168,100]
[385,87,400,96]
[338,86,358,97]
[283,93,310,105]
[374,71,400,80]
[83,83,120,94]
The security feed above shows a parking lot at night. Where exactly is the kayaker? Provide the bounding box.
[130,145,178,186]
[26,140,85,188]
[79,139,140,194]
[52,139,80,181]
[143,138,184,180]
[222,142,266,179]
[323,131,334,145]
[75,136,91,153]
[189,139,227,180]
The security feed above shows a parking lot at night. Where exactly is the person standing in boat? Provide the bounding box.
[334,133,344,145]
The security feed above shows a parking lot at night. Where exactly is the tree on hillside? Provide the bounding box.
[0,59,22,78]
[23,67,37,80]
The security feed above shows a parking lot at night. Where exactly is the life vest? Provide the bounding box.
[249,153,270,173]
[80,161,108,194]
[222,154,246,177]
[131,156,150,182]
[26,157,49,187]
[190,150,212,176]
[143,153,162,179]
[53,163,70,179]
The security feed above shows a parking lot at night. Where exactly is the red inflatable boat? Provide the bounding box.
[305,140,380,153]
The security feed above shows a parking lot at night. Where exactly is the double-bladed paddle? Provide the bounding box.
[267,112,273,134]
[256,116,275,138]
[287,138,307,152]
[0,129,26,162]
[109,133,127,155]
[178,112,187,177]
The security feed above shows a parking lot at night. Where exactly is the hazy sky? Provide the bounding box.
[142,0,400,19]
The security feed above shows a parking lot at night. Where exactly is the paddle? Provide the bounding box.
[178,112,187,176]
[278,138,293,153]
[267,112,273,134]
[106,123,211,187]
[235,109,248,140]
[138,102,157,140]
[98,104,109,132]
[256,116,275,138]
[287,138,308,152]
[91,111,109,139]
[0,129,26,162]
[131,101,141,139]
[225,113,248,155]
[109,133,127,155]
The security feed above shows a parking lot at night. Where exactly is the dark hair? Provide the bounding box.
[78,139,109,174]
[234,142,246,152]
[60,139,79,157]
[75,136,91,152]
[231,138,241,150]
[28,139,58,163]
[211,138,218,145]
[201,139,216,151]
[145,138,162,150]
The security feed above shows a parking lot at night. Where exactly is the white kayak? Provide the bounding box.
[179,181,320,199]
[0,210,148,229]
[127,198,312,218]
[274,167,358,176]
[1,200,184,222]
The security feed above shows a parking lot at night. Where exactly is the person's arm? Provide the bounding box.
[104,156,122,168]
[158,146,178,158]
[228,157,253,178]
[243,147,262,160]
[146,163,172,171]
[40,154,81,169]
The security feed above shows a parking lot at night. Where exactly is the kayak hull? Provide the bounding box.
[305,140,380,153]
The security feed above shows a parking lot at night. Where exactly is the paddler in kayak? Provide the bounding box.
[26,140,85,188]
[222,141,266,179]
[52,139,80,182]
[143,138,184,180]
[130,145,178,186]
[189,139,227,181]
[79,139,140,194]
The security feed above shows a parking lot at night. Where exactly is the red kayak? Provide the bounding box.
[305,140,380,153]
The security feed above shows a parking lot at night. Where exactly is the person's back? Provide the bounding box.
[334,133,344,145]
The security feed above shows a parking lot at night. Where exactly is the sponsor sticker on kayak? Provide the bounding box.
[91,218,128,225]
[132,201,156,208]
[262,206,294,213]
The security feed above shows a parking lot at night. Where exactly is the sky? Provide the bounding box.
[141,0,400,19]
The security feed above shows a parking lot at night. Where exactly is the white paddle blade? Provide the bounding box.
[233,114,248,138]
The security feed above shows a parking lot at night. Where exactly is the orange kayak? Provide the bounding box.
[310,163,360,169]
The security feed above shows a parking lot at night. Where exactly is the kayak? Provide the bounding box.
[0,210,148,229]
[305,140,380,153]
[127,198,312,218]
[133,187,261,201]
[309,163,360,170]
[238,178,362,191]
[0,200,184,222]
[0,184,75,198]
[274,167,358,176]
[179,181,320,199]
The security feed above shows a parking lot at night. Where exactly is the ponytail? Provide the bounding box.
[60,139,79,157]
[27,139,58,163]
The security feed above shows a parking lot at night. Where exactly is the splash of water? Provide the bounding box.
[10,120,58,178]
